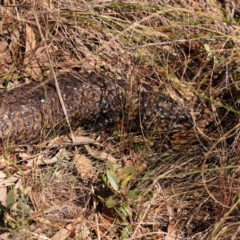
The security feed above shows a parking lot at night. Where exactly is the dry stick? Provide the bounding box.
[91,184,101,240]
[32,8,76,143]
[126,38,219,49]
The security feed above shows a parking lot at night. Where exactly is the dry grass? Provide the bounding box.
[0,0,240,239]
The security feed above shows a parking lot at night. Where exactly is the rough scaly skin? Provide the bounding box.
[0,72,191,144]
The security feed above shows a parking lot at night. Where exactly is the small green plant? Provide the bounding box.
[99,161,139,239]
[5,186,31,231]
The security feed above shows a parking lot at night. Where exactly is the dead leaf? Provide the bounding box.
[85,145,118,163]
[0,154,6,169]
[165,219,181,240]
[75,220,92,240]
[0,171,7,206]
[0,41,8,53]
[51,228,70,240]
[36,149,66,165]
[25,23,36,54]
[18,152,32,159]
[63,135,100,146]
[74,153,94,179]
[9,28,20,54]
[37,217,61,229]
[24,46,47,79]
[98,210,115,236]
[0,40,12,72]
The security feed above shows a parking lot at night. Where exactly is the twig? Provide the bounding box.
[125,38,224,49]
[32,7,76,143]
